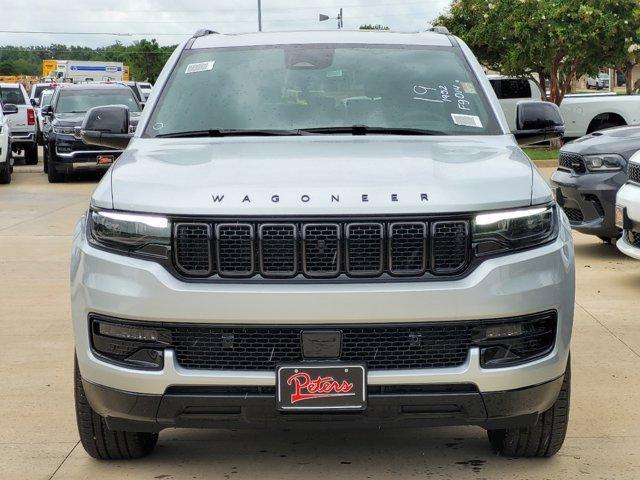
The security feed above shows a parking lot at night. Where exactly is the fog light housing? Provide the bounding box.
[472,312,557,369]
[90,316,171,370]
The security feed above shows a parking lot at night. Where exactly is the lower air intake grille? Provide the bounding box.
[154,311,557,371]
[563,207,584,223]
[627,230,640,248]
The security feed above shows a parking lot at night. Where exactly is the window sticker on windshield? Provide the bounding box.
[452,113,483,128]
[185,61,215,74]
[327,69,343,78]
[460,82,477,94]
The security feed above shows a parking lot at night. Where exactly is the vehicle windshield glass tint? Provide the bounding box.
[56,89,140,113]
[145,45,501,136]
[0,87,25,105]
[40,92,54,108]
[34,85,49,100]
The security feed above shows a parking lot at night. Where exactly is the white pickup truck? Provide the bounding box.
[0,83,38,165]
[490,76,640,139]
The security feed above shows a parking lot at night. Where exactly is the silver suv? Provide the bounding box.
[71,29,574,459]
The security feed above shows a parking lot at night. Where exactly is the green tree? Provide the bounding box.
[438,0,640,104]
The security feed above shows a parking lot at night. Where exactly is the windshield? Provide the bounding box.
[40,91,54,108]
[0,87,25,105]
[33,85,50,100]
[55,89,140,114]
[145,44,501,137]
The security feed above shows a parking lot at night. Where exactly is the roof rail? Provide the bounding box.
[193,29,219,38]
[425,26,450,35]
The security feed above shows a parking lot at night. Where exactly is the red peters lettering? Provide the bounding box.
[286,372,355,404]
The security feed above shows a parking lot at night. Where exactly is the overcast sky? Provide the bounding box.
[0,0,452,47]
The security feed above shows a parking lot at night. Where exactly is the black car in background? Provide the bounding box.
[551,126,640,243]
[41,84,141,183]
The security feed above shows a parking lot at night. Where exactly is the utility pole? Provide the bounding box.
[319,8,343,29]
[258,0,262,32]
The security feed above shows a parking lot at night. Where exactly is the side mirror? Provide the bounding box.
[81,105,133,150]
[513,101,565,146]
[2,104,19,115]
[41,105,53,116]
[30,98,40,107]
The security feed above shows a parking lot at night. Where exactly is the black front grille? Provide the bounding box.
[629,163,640,184]
[161,312,557,371]
[302,224,341,277]
[259,224,297,277]
[216,224,254,276]
[563,207,584,223]
[432,221,468,274]
[175,224,211,275]
[173,218,470,280]
[559,152,586,174]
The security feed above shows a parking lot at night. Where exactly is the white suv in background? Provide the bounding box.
[0,83,38,165]
[616,155,640,259]
[0,102,17,184]
[72,29,575,460]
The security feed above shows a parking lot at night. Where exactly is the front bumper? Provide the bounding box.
[551,168,625,238]
[72,210,575,400]
[51,134,121,172]
[616,183,640,259]
[82,375,565,432]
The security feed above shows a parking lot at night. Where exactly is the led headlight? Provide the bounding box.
[88,209,171,255]
[584,154,624,172]
[473,206,557,255]
[52,125,75,135]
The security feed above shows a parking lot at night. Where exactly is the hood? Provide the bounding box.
[99,135,542,216]
[563,126,640,160]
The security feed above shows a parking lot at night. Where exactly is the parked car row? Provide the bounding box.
[549,126,640,260]
[491,76,640,138]
[40,83,142,183]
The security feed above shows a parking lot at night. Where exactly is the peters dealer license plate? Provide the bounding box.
[97,155,114,165]
[276,364,367,411]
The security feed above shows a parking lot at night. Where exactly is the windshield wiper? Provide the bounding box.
[155,129,303,138]
[299,125,449,136]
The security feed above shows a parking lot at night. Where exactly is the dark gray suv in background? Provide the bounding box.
[551,126,640,243]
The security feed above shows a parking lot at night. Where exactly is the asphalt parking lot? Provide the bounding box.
[1,154,639,480]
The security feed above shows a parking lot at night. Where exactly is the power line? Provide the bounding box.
[0,30,188,36]
[6,1,429,14]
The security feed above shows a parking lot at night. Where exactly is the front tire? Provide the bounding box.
[0,161,11,184]
[46,149,65,183]
[75,356,158,460]
[487,357,570,458]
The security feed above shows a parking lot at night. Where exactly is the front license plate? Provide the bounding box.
[276,364,367,411]
[97,155,114,165]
